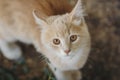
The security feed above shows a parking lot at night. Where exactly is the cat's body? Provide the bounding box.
[0,0,91,80]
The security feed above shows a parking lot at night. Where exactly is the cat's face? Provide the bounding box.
[33,0,90,59]
[40,14,90,58]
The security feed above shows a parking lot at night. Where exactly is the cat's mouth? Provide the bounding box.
[64,54,75,59]
[59,50,76,59]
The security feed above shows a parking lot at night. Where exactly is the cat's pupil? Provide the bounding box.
[53,39,60,45]
[70,35,77,42]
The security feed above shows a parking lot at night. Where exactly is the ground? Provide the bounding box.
[0,0,120,80]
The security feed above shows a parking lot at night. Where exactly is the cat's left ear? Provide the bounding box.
[33,9,47,28]
[69,0,84,26]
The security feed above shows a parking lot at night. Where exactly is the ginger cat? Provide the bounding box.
[0,0,91,80]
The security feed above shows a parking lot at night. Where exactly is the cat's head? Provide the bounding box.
[33,0,90,58]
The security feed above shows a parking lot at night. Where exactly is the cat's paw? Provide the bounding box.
[6,44,22,60]
[0,41,22,60]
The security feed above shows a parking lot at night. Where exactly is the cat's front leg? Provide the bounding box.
[55,70,82,80]
[0,39,22,62]
[49,64,82,80]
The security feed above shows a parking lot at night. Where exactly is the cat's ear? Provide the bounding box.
[33,9,47,27]
[69,0,84,26]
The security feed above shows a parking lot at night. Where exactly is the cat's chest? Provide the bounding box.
[50,55,81,71]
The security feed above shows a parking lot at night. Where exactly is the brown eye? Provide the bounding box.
[70,35,77,42]
[53,39,60,45]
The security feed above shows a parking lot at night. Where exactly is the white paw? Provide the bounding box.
[0,42,22,60]
[5,44,22,60]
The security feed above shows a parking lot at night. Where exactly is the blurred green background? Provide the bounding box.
[0,0,120,80]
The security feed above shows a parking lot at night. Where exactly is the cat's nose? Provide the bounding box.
[64,49,71,55]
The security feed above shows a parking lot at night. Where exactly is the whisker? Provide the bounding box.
[38,54,49,64]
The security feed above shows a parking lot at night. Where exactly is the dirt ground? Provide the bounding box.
[0,0,120,80]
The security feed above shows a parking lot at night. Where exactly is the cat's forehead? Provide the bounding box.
[46,14,69,25]
[46,14,71,37]
[54,16,70,32]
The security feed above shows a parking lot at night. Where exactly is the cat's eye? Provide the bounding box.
[70,35,77,42]
[53,39,60,45]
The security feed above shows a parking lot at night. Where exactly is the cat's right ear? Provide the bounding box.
[33,9,47,27]
[69,0,84,26]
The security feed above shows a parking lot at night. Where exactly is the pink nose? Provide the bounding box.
[64,49,71,54]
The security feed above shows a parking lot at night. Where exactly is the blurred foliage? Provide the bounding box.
[0,67,17,80]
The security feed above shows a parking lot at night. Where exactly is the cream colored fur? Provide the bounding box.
[0,0,91,80]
